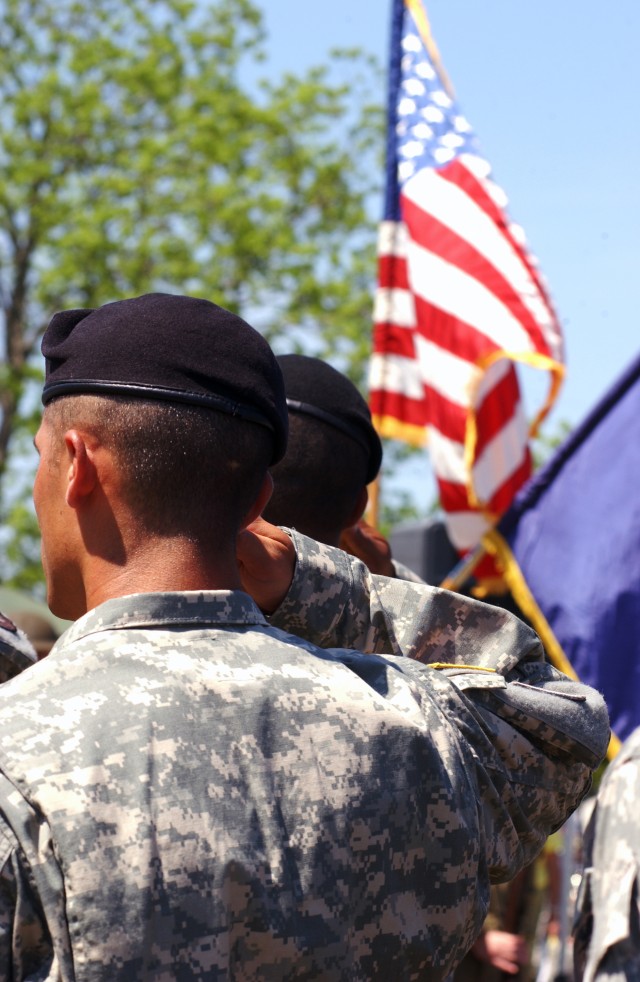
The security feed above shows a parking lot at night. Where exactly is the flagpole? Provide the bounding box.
[367,0,402,536]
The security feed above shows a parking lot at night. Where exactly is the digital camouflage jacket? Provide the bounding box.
[0,532,609,980]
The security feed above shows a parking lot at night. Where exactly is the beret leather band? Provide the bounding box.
[42,379,277,432]
[286,398,371,456]
[277,354,382,483]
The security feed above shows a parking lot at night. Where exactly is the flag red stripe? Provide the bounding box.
[437,477,473,512]
[424,389,466,441]
[401,191,554,357]
[488,451,533,515]
[471,552,505,581]
[436,447,532,518]
[369,390,429,429]
[372,327,525,451]
[474,365,522,452]
[439,158,561,355]
[411,294,500,366]
[426,371,523,455]
[377,254,411,291]
[371,323,417,360]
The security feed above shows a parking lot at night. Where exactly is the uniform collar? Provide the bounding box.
[54,590,267,649]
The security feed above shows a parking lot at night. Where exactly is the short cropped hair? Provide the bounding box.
[264,412,369,545]
[46,395,272,539]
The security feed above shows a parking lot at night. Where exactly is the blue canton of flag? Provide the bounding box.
[396,30,477,183]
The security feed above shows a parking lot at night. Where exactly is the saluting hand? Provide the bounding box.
[339,518,396,578]
[237,518,296,614]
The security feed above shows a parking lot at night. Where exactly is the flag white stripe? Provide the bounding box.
[413,335,478,408]
[462,154,564,362]
[447,511,492,552]
[377,219,409,257]
[403,164,558,341]
[373,287,416,329]
[427,414,527,495]
[475,356,514,403]
[426,427,468,485]
[368,352,425,401]
[407,239,535,354]
[473,410,529,502]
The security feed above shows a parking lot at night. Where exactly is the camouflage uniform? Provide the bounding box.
[0,533,608,981]
[573,726,640,981]
[391,559,426,584]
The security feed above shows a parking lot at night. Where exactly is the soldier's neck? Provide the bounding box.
[81,535,243,615]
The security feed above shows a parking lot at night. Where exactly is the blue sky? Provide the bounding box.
[259,1,639,508]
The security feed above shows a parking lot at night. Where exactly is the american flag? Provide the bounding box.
[369,0,564,563]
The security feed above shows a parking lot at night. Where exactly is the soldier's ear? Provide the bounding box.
[64,430,98,508]
[241,472,273,530]
[345,485,369,529]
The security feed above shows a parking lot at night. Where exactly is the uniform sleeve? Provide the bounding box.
[0,820,54,981]
[269,529,427,655]
[391,559,427,584]
[270,530,586,677]
[271,530,611,877]
[573,733,640,982]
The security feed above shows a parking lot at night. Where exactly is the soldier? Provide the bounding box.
[263,352,417,578]
[0,293,609,980]
[573,726,640,980]
[263,353,382,547]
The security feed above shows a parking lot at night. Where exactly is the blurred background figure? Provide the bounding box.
[8,610,59,660]
[0,610,36,681]
[0,585,67,659]
[453,836,563,982]
[573,727,640,980]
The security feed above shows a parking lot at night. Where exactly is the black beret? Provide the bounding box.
[277,354,382,484]
[41,293,288,464]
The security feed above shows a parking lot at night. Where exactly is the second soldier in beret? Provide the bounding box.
[264,353,381,546]
[263,353,422,579]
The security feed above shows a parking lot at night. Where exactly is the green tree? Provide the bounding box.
[0,0,383,587]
